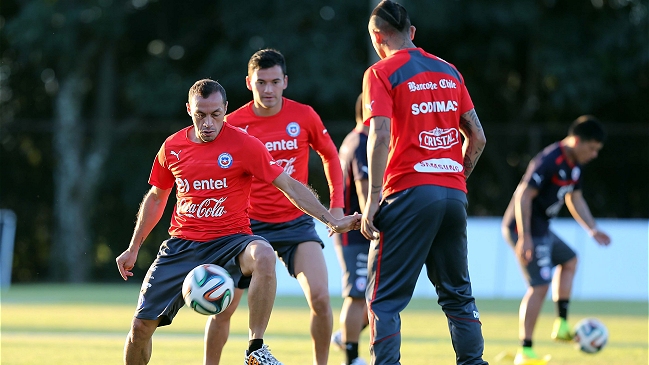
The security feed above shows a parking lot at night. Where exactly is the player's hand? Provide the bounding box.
[515,236,534,264]
[590,228,611,246]
[116,249,138,281]
[361,199,380,241]
[328,213,362,235]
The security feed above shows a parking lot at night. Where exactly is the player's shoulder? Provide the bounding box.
[222,122,255,140]
[530,142,562,168]
[283,98,318,115]
[224,101,254,125]
[162,126,191,148]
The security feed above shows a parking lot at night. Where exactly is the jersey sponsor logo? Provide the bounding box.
[407,79,457,93]
[411,100,458,115]
[438,78,457,89]
[275,157,297,175]
[176,178,229,193]
[176,178,190,193]
[192,178,228,191]
[408,81,437,92]
[177,197,228,218]
[419,127,459,150]
[265,138,298,152]
[571,166,580,181]
[414,158,463,173]
[286,122,301,137]
[170,150,182,160]
[218,153,233,168]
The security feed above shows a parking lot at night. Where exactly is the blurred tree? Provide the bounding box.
[0,0,646,283]
[3,0,128,282]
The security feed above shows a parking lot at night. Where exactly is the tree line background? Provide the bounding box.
[1,0,647,283]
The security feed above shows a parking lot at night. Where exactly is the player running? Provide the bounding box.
[502,115,611,365]
[203,49,345,365]
[116,79,360,365]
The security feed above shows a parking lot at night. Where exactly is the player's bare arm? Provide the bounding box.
[513,184,539,263]
[115,186,171,280]
[362,116,391,240]
[565,190,611,246]
[459,109,486,180]
[272,172,361,233]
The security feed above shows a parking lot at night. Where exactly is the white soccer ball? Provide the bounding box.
[182,264,234,315]
[573,317,608,354]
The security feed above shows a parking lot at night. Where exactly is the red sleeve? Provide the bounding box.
[362,67,393,125]
[244,134,284,184]
[148,143,175,189]
[306,108,345,209]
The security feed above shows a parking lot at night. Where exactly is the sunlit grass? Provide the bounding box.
[1,284,647,365]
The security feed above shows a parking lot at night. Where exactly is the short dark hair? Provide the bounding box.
[371,0,411,33]
[248,48,287,76]
[188,79,227,103]
[568,115,606,143]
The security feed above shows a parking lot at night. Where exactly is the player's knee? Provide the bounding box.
[309,290,332,315]
[252,243,276,275]
[129,318,155,343]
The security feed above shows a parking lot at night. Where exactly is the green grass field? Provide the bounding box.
[1,284,647,364]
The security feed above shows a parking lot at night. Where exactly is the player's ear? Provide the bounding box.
[283,74,288,90]
[186,102,192,116]
[224,101,228,114]
[245,76,252,91]
[409,25,416,41]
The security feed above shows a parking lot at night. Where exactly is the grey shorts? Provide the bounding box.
[134,234,267,326]
[334,242,369,299]
[504,229,577,286]
[251,214,323,277]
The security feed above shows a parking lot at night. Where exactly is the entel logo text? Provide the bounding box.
[265,138,298,152]
[175,178,228,193]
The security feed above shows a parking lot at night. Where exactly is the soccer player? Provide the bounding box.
[203,49,345,365]
[331,94,371,365]
[501,115,611,365]
[115,79,360,365]
[359,1,489,364]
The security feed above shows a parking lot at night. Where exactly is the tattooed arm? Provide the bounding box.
[361,116,391,240]
[458,109,486,180]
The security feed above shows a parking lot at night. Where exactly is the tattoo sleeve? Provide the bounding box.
[459,109,486,180]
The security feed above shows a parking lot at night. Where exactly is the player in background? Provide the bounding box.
[360,2,489,364]
[501,115,611,365]
[115,79,361,365]
[331,94,371,365]
[204,49,345,365]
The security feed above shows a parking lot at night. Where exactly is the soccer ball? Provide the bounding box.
[573,317,608,354]
[182,264,234,315]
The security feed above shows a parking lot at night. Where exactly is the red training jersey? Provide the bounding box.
[362,48,474,198]
[226,98,344,223]
[148,124,284,241]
